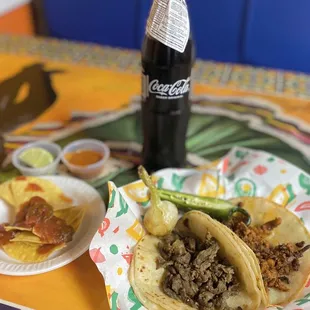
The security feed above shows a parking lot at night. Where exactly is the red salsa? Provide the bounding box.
[0,196,74,252]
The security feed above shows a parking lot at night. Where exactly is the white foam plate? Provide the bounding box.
[0,176,106,276]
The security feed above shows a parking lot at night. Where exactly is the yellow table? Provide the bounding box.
[0,254,108,310]
[0,35,309,310]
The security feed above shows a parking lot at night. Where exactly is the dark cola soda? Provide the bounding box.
[141,0,195,172]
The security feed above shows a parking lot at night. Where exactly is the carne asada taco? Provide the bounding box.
[129,211,264,310]
[228,197,310,306]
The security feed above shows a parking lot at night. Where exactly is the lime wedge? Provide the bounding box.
[19,147,54,168]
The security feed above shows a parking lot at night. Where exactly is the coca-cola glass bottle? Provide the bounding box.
[141,0,195,172]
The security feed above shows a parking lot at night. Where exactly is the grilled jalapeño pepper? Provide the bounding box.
[157,189,251,225]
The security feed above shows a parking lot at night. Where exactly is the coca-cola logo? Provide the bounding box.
[148,77,190,97]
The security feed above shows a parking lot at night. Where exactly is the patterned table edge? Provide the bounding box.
[1,35,310,100]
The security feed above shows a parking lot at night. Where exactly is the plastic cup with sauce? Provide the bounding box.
[61,139,110,179]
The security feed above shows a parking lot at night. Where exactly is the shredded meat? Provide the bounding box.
[157,232,239,310]
[228,218,310,292]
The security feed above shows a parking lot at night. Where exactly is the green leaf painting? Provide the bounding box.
[295,292,310,306]
[140,200,149,208]
[108,189,116,209]
[267,157,275,162]
[116,194,129,218]
[235,150,249,160]
[157,177,164,189]
[128,287,142,310]
[286,184,295,203]
[110,291,119,310]
[172,174,188,192]
[84,111,310,173]
[299,173,310,195]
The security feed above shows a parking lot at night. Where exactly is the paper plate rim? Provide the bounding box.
[0,175,106,276]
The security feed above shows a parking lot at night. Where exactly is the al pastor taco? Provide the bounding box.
[227,197,310,306]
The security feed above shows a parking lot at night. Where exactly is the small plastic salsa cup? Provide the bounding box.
[12,141,62,176]
[61,139,110,179]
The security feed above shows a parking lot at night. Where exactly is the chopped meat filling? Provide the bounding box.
[227,217,310,292]
[157,232,240,310]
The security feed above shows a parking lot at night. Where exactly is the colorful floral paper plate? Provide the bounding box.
[90,147,310,310]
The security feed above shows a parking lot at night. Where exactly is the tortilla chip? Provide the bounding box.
[0,182,15,207]
[10,231,43,244]
[4,226,32,232]
[54,206,86,232]
[2,242,65,263]
[9,176,73,210]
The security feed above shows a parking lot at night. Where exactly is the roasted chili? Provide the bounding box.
[157,189,251,225]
